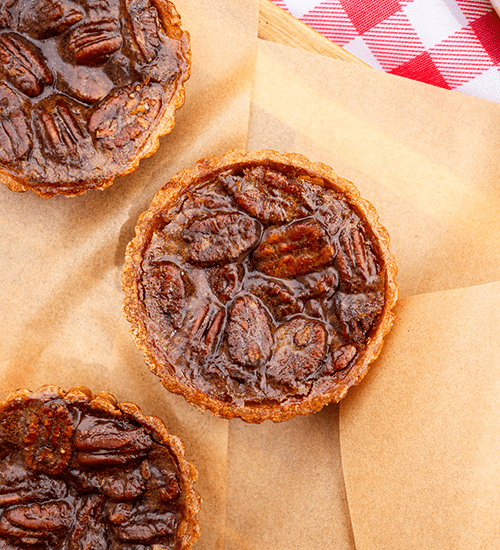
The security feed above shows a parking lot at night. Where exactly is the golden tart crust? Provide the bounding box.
[0,384,200,549]
[122,149,398,423]
[0,0,190,197]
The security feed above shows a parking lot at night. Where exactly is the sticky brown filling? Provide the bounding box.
[139,166,386,405]
[0,395,187,549]
[0,0,189,192]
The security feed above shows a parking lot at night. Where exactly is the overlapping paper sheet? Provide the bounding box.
[1,1,500,548]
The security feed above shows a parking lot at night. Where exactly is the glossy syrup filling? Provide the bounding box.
[0,0,189,191]
[0,395,188,549]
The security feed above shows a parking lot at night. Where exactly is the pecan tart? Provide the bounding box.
[0,0,190,197]
[122,150,398,423]
[0,384,200,549]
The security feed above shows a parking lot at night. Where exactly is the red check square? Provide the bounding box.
[340,0,402,34]
[389,51,451,89]
[471,10,500,63]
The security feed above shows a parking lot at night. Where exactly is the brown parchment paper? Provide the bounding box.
[0,1,259,549]
[2,5,500,549]
[341,281,500,549]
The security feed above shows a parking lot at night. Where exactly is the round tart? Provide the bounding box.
[0,0,190,197]
[0,384,200,549]
[122,149,398,423]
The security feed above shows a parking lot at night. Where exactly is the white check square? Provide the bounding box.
[455,66,500,102]
[403,0,468,49]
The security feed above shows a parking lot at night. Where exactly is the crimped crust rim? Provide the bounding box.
[0,383,201,549]
[0,0,191,199]
[122,149,398,423]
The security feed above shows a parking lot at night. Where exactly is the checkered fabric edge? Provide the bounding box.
[271,0,500,103]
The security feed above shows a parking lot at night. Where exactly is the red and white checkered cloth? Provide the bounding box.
[271,0,500,102]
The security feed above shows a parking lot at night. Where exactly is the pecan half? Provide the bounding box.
[187,302,225,360]
[248,277,303,320]
[36,99,89,162]
[182,190,234,214]
[74,415,153,467]
[66,18,122,66]
[23,400,75,476]
[113,506,178,543]
[334,292,384,344]
[253,218,335,279]
[141,458,180,502]
[296,266,339,300]
[220,167,310,225]
[126,0,185,84]
[226,295,273,368]
[141,262,186,330]
[336,224,380,292]
[127,0,162,62]
[208,263,243,303]
[182,211,261,266]
[88,82,163,151]
[323,344,357,374]
[266,317,328,390]
[19,0,85,40]
[157,471,180,503]
[0,500,72,543]
[101,467,146,501]
[0,32,52,97]
[0,83,32,165]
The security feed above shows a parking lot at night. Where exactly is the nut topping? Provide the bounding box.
[208,263,244,303]
[0,386,200,549]
[113,507,178,542]
[23,400,75,476]
[67,18,122,66]
[74,416,153,467]
[0,500,73,539]
[248,277,303,320]
[88,82,164,151]
[253,218,335,279]
[335,291,384,343]
[226,294,273,368]
[323,344,357,374]
[36,99,90,163]
[182,211,261,266]
[220,166,311,225]
[18,0,85,40]
[101,468,146,500]
[336,225,380,291]
[267,317,328,392]
[188,303,225,361]
[0,0,190,196]
[128,0,163,62]
[0,32,53,98]
[141,262,186,331]
[0,83,32,165]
